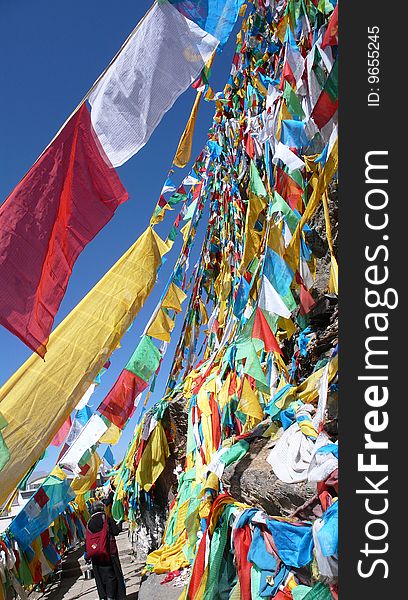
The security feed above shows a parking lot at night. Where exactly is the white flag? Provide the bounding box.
[259,275,291,318]
[89,0,218,167]
[272,142,305,173]
[60,414,108,473]
[75,383,96,410]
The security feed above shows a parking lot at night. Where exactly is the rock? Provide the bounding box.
[167,395,189,460]
[222,437,316,517]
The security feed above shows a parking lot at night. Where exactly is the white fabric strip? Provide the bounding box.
[89,0,219,167]
[59,413,108,473]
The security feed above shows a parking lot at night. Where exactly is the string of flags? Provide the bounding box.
[108,1,339,599]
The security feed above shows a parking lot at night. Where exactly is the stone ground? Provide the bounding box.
[29,526,183,600]
[137,573,183,600]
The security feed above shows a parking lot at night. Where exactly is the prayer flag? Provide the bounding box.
[311,60,338,130]
[0,226,169,503]
[50,417,72,447]
[104,446,115,467]
[10,470,75,550]
[321,5,338,49]
[259,275,292,319]
[89,0,220,167]
[0,105,128,356]
[98,336,161,428]
[98,370,147,430]
[252,307,282,355]
[169,1,246,48]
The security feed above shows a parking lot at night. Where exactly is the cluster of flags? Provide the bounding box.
[0,0,246,526]
[106,1,339,598]
[0,0,245,358]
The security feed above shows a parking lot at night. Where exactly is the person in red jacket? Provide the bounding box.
[85,501,126,600]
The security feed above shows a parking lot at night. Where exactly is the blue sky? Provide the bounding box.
[0,0,239,473]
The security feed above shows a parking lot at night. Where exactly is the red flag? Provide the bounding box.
[252,307,282,355]
[276,167,304,210]
[33,487,49,508]
[50,416,72,447]
[234,525,252,600]
[187,530,208,599]
[311,61,338,130]
[210,392,221,451]
[311,91,338,130]
[98,368,147,429]
[0,104,128,356]
[279,60,296,90]
[300,281,316,315]
[245,133,255,159]
[322,5,338,49]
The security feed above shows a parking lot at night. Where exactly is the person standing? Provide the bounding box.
[85,501,126,600]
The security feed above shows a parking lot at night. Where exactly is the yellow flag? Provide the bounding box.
[199,299,208,325]
[322,190,338,294]
[125,424,143,471]
[268,222,286,256]
[173,92,202,169]
[0,226,169,505]
[136,422,170,491]
[276,14,289,42]
[0,488,18,516]
[241,193,267,270]
[146,308,175,342]
[147,532,190,575]
[297,354,338,404]
[71,452,101,496]
[238,377,264,421]
[173,499,190,535]
[173,48,215,169]
[162,282,187,313]
[150,202,173,226]
[275,354,339,410]
[278,316,296,340]
[50,465,67,480]
[180,222,190,243]
[197,387,211,416]
[218,375,231,410]
[285,139,338,271]
[238,3,247,17]
[100,421,122,445]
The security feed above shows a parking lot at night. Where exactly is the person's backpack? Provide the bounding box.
[86,512,110,562]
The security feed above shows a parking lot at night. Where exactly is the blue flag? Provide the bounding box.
[10,472,75,550]
[104,446,115,467]
[169,0,245,47]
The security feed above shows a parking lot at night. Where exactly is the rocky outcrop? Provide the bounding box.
[222,436,316,517]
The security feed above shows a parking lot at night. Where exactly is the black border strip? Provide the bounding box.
[340,0,404,595]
